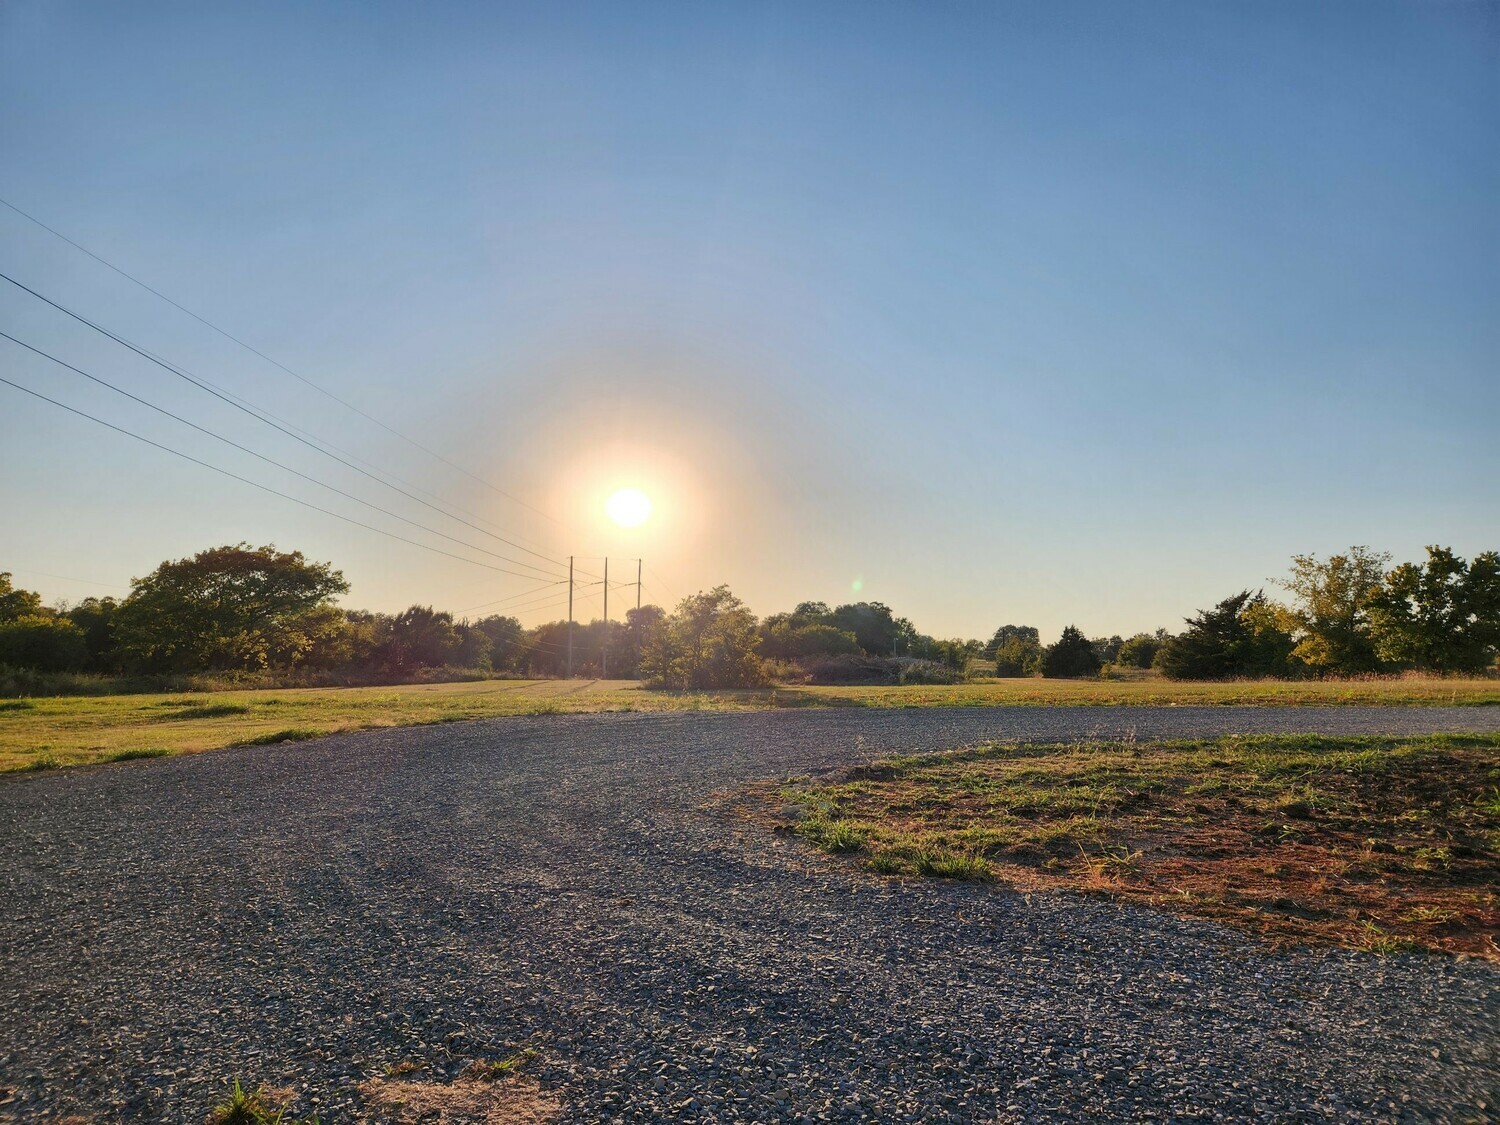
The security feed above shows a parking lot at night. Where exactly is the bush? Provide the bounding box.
[1116,633,1161,669]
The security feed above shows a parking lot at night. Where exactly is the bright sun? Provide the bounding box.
[605,487,653,528]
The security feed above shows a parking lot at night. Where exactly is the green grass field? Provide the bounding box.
[1,675,1497,773]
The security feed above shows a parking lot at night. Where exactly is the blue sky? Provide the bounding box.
[2,1,1495,640]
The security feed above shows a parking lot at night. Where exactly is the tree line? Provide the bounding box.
[1,542,1495,691]
[974,546,1500,680]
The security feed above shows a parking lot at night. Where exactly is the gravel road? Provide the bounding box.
[1,705,1497,1123]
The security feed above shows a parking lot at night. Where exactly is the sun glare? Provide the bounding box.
[606,487,653,528]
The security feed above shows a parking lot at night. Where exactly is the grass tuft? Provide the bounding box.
[914,850,993,880]
[208,1078,320,1125]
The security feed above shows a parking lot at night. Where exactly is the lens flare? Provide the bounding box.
[606,487,653,528]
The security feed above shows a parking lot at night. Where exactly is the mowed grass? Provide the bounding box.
[1,675,1496,773]
[769,733,1500,958]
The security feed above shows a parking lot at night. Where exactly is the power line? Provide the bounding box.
[0,193,582,534]
[461,579,603,615]
[1,332,567,581]
[471,584,598,618]
[0,271,570,572]
[0,194,568,529]
[0,374,569,583]
[2,568,131,593]
[459,578,569,614]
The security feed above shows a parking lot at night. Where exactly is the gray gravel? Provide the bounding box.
[1,705,1497,1123]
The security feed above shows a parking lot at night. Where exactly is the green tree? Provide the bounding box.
[829,602,900,655]
[1157,590,1297,680]
[1279,546,1389,674]
[472,614,525,670]
[984,624,1039,659]
[382,605,461,670]
[760,620,860,660]
[516,619,572,676]
[1041,625,1100,678]
[0,573,44,622]
[641,586,765,689]
[453,621,494,670]
[1091,635,1124,665]
[113,544,349,672]
[992,634,1042,676]
[1367,547,1500,673]
[933,637,982,671]
[1115,632,1161,669]
[65,596,119,670]
[611,605,667,679]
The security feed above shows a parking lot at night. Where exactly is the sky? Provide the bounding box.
[1,1,1496,641]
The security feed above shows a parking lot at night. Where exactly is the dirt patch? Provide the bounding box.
[758,734,1500,959]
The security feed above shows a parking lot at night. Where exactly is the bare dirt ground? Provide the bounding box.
[1,706,1496,1123]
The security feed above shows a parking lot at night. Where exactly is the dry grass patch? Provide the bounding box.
[359,1075,560,1124]
[356,1048,559,1125]
[764,733,1500,959]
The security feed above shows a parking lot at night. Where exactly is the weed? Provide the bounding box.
[0,699,35,712]
[1412,847,1454,872]
[22,753,59,771]
[1353,922,1424,956]
[208,1078,320,1125]
[1402,905,1461,926]
[1479,787,1500,817]
[866,850,907,875]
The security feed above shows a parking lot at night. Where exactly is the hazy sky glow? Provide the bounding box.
[2,2,1496,640]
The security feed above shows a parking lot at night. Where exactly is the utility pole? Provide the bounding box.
[566,556,574,679]
[601,557,609,679]
[636,558,642,611]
